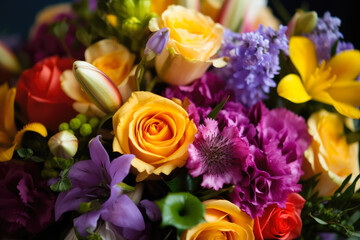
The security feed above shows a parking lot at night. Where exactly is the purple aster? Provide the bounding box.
[229,102,312,218]
[305,11,354,61]
[0,162,55,238]
[55,135,145,238]
[187,118,250,191]
[215,25,288,107]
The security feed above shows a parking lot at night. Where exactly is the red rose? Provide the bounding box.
[254,193,305,240]
[16,56,77,132]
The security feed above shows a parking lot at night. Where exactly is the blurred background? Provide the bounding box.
[0,0,359,48]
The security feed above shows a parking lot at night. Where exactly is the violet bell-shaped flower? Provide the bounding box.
[144,27,170,61]
[73,61,122,114]
[55,135,145,237]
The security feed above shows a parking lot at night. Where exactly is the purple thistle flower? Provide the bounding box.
[215,25,288,107]
[55,136,145,238]
[305,11,354,61]
[187,118,250,191]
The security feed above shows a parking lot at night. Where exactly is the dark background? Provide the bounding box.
[0,0,359,48]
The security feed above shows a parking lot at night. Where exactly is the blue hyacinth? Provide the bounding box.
[215,25,288,107]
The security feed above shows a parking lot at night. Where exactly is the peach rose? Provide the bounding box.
[181,199,254,240]
[61,39,136,117]
[149,5,225,85]
[303,110,360,196]
[112,91,197,181]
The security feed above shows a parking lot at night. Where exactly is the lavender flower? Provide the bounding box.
[215,25,288,107]
[305,11,354,61]
[55,136,145,238]
[187,118,250,190]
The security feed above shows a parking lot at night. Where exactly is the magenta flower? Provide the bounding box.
[55,135,145,238]
[0,162,55,238]
[187,118,250,190]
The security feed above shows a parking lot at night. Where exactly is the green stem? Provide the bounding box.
[270,0,292,24]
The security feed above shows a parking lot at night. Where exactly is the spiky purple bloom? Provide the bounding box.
[215,25,288,107]
[55,136,145,238]
[187,118,250,190]
[230,102,312,218]
[0,162,55,238]
[305,11,354,61]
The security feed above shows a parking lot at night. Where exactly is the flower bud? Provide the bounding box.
[122,17,143,38]
[0,41,21,74]
[48,131,78,159]
[73,61,122,114]
[218,0,247,32]
[286,10,318,37]
[144,27,170,61]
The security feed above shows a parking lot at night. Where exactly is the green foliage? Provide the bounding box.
[300,173,360,239]
[50,19,69,41]
[17,147,44,163]
[50,168,72,192]
[78,199,102,214]
[207,96,230,120]
[156,192,205,235]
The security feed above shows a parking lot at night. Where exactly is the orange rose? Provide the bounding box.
[181,199,254,240]
[112,91,197,181]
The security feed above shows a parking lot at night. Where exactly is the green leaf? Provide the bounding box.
[30,156,45,163]
[76,28,93,47]
[335,174,360,203]
[164,168,202,193]
[348,211,360,225]
[207,96,230,120]
[51,20,69,41]
[309,212,328,225]
[50,168,72,192]
[156,192,205,232]
[53,157,74,170]
[17,148,29,158]
[334,174,353,196]
[72,0,91,19]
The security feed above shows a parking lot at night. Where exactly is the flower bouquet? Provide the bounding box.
[1,0,360,239]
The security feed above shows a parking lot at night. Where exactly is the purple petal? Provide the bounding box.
[74,210,101,237]
[140,200,161,222]
[69,160,103,188]
[101,195,145,231]
[109,154,134,187]
[55,187,88,221]
[89,135,110,171]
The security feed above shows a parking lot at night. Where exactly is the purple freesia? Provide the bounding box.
[55,135,145,238]
[0,161,55,238]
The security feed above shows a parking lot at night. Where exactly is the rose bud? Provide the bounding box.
[48,131,78,159]
[73,61,122,114]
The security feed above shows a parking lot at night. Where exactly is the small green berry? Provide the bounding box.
[66,129,75,135]
[70,118,81,130]
[76,113,88,124]
[59,122,69,131]
[89,117,100,128]
[80,123,92,136]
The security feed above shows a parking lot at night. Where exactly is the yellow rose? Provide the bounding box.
[112,91,197,181]
[181,199,254,240]
[303,110,360,196]
[61,39,136,117]
[149,5,225,85]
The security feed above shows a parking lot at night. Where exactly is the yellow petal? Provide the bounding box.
[277,73,312,103]
[331,99,360,119]
[13,123,48,147]
[0,145,16,162]
[327,50,360,81]
[0,84,17,137]
[327,81,360,106]
[289,36,318,82]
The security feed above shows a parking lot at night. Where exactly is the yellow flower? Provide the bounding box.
[0,83,47,161]
[277,36,360,119]
[149,5,225,85]
[112,91,197,182]
[61,39,136,117]
[181,199,254,240]
[150,0,175,15]
[303,110,360,196]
